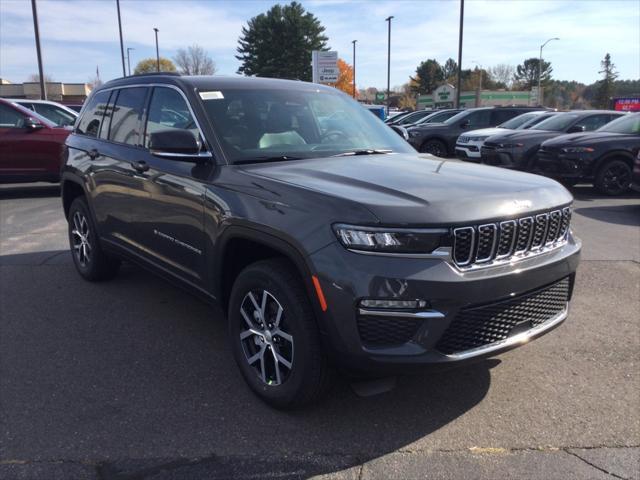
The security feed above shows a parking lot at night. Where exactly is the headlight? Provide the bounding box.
[471,136,488,142]
[334,224,446,254]
[561,146,595,153]
[498,143,524,148]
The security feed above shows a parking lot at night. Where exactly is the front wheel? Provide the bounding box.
[420,139,448,157]
[595,159,632,196]
[228,259,331,409]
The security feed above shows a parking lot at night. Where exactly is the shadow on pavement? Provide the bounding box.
[0,183,60,200]
[574,203,640,227]
[0,250,493,478]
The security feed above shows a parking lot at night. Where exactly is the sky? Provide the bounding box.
[1,0,639,90]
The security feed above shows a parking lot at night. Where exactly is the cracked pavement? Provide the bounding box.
[0,183,638,479]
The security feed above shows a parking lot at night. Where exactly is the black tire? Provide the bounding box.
[228,258,331,409]
[420,139,448,157]
[67,196,120,281]
[595,159,632,196]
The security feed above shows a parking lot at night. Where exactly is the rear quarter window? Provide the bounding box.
[76,90,111,137]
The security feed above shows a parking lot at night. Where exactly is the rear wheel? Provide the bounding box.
[420,139,448,157]
[68,197,120,281]
[228,259,330,408]
[595,159,632,196]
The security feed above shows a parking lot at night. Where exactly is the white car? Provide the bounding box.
[6,98,78,127]
[455,110,557,161]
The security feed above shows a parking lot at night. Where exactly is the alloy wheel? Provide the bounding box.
[239,289,294,386]
[71,211,92,267]
[602,164,630,194]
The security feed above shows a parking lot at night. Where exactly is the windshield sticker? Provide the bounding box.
[199,91,224,100]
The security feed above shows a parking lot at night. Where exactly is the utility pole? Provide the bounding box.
[538,37,559,106]
[126,47,135,76]
[352,40,357,98]
[30,0,46,100]
[455,0,464,108]
[153,28,160,72]
[116,0,126,77]
[385,16,393,109]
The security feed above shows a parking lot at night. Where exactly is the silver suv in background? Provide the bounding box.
[6,98,78,127]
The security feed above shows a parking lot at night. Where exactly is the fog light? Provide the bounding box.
[359,299,428,309]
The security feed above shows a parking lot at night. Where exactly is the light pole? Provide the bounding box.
[153,27,160,72]
[351,40,357,98]
[455,0,464,107]
[538,37,559,106]
[385,16,393,109]
[30,0,46,100]
[126,47,135,76]
[116,0,126,77]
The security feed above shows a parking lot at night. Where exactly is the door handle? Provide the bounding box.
[88,148,99,160]
[132,160,149,173]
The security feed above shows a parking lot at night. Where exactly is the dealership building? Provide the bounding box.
[418,83,537,109]
[0,79,90,104]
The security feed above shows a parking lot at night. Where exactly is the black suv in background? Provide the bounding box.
[407,106,544,157]
[61,74,581,408]
[536,113,640,195]
[481,110,624,171]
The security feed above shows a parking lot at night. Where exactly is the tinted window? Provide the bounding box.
[33,103,76,127]
[499,112,538,129]
[492,109,520,125]
[598,113,640,134]
[532,113,580,131]
[396,110,431,125]
[108,87,147,146]
[144,87,200,148]
[76,90,111,137]
[576,114,617,131]
[464,109,492,128]
[0,103,26,128]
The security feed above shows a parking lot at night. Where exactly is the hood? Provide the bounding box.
[241,154,572,225]
[464,127,508,138]
[542,131,633,148]
[486,129,561,145]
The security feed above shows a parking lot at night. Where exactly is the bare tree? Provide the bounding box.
[489,64,515,88]
[27,73,54,83]
[174,44,216,75]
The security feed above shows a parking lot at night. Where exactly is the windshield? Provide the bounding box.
[444,109,477,125]
[597,113,640,134]
[200,88,414,164]
[531,113,580,131]
[415,110,458,125]
[499,112,539,129]
[395,110,432,125]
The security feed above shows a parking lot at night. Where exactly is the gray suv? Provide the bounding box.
[61,74,581,408]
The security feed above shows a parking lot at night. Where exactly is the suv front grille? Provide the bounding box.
[452,207,571,269]
[357,315,422,348]
[435,277,570,355]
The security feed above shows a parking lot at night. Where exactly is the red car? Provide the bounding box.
[0,98,72,183]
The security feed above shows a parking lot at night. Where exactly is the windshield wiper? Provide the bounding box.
[332,149,393,157]
[234,155,304,165]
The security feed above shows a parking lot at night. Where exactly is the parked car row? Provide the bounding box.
[452,110,637,195]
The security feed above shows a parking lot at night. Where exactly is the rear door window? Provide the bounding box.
[0,103,26,128]
[108,87,148,146]
[76,90,111,137]
[576,114,614,131]
[465,109,492,128]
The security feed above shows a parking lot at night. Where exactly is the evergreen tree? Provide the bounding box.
[595,53,619,108]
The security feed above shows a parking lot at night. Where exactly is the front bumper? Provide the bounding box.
[480,146,525,169]
[536,149,594,179]
[455,143,482,161]
[309,233,581,373]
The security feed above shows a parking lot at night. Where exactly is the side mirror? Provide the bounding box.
[460,120,471,129]
[567,124,586,133]
[24,117,45,131]
[390,125,409,141]
[149,129,210,162]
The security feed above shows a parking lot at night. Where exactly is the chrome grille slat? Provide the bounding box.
[452,207,572,269]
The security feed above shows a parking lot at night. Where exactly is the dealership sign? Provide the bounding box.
[312,50,339,84]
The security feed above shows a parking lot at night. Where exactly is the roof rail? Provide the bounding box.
[107,72,181,82]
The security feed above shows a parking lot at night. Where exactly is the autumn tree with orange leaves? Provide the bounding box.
[331,58,357,97]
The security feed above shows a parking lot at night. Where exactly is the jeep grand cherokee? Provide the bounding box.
[61,74,581,408]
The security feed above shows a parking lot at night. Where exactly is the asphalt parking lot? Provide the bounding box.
[0,182,638,480]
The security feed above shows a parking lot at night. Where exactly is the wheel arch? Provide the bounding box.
[61,173,88,219]
[592,151,635,177]
[420,135,451,155]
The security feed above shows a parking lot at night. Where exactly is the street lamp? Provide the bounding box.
[116,0,126,77]
[126,47,135,76]
[538,37,559,106]
[385,16,393,108]
[351,40,357,98]
[30,0,46,100]
[455,0,464,108]
[153,27,160,72]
